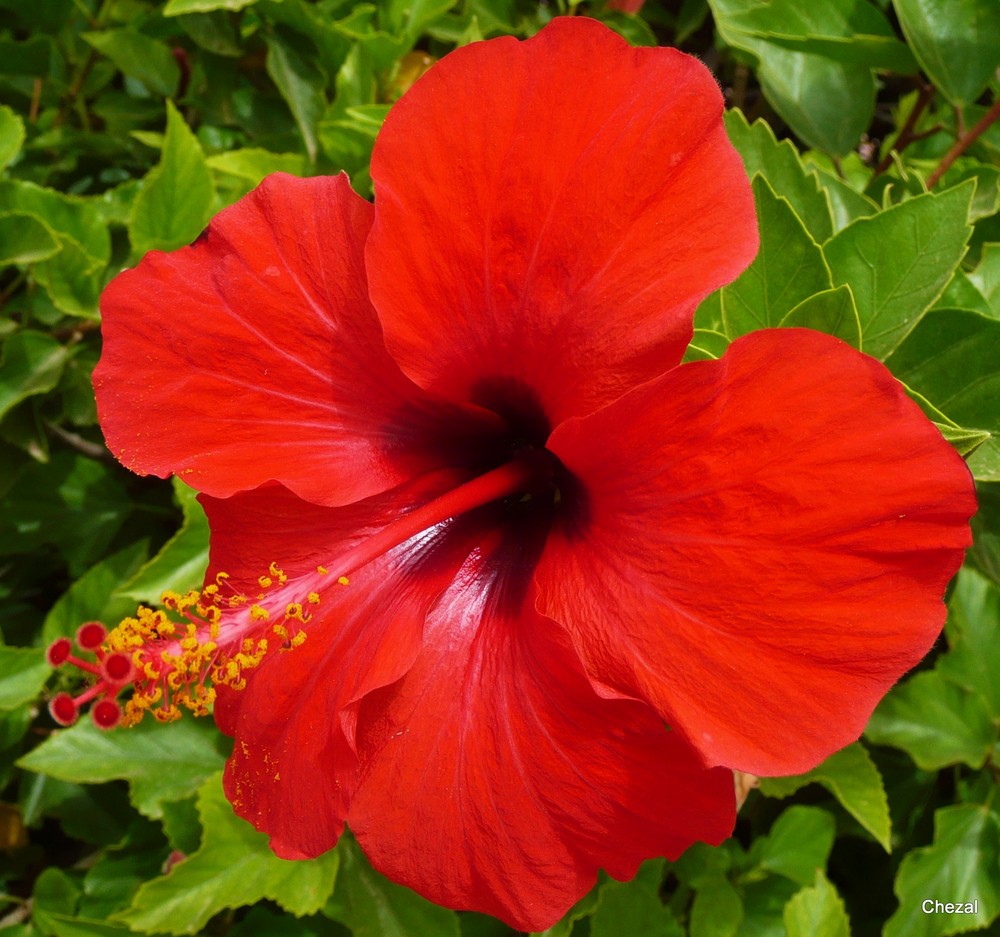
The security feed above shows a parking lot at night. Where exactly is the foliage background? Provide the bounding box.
[1,0,999,934]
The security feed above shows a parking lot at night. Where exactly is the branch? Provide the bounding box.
[875,83,935,175]
[927,96,1000,189]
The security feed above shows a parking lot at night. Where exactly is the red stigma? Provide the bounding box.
[49,693,78,726]
[47,624,134,729]
[77,622,108,650]
[102,652,135,684]
[92,698,123,730]
[46,637,72,667]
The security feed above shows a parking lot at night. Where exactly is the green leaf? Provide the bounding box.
[823,183,974,359]
[0,453,132,575]
[261,0,352,75]
[758,743,891,851]
[163,0,257,12]
[756,806,836,885]
[42,540,151,645]
[160,797,202,855]
[590,877,683,937]
[0,104,25,172]
[740,877,800,937]
[935,269,994,317]
[884,309,1000,481]
[34,236,105,319]
[384,0,457,42]
[784,872,851,937]
[0,35,53,76]
[0,212,60,264]
[761,53,875,156]
[206,149,308,185]
[83,29,180,98]
[0,331,72,421]
[17,717,228,819]
[968,242,1000,318]
[176,10,244,57]
[31,912,143,937]
[715,0,915,70]
[756,31,917,73]
[885,804,1000,937]
[779,284,862,347]
[724,110,833,243]
[318,103,389,184]
[33,866,80,915]
[0,180,110,263]
[708,0,876,154]
[938,567,1000,716]
[130,101,215,257]
[893,0,1000,105]
[115,774,338,934]
[117,479,209,603]
[865,670,996,770]
[721,175,832,338]
[596,11,658,47]
[264,33,327,164]
[334,6,408,72]
[79,819,169,921]
[325,836,460,937]
[683,327,730,361]
[935,424,991,458]
[689,876,743,937]
[533,887,601,937]
[970,482,1000,586]
[0,647,49,711]
[944,164,1000,222]
[807,162,879,233]
[672,840,734,888]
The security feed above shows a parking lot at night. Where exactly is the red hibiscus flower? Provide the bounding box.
[86,17,974,932]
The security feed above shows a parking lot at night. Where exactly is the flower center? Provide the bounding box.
[334,448,560,579]
[51,451,562,728]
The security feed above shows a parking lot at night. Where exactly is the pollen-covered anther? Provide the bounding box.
[49,564,319,729]
[98,565,317,726]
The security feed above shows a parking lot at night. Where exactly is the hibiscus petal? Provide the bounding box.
[536,329,976,777]
[204,474,472,858]
[96,173,497,506]
[348,531,735,932]
[367,17,757,426]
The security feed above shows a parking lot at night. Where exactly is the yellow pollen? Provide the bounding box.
[338,576,350,586]
[99,562,313,728]
[317,565,329,575]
